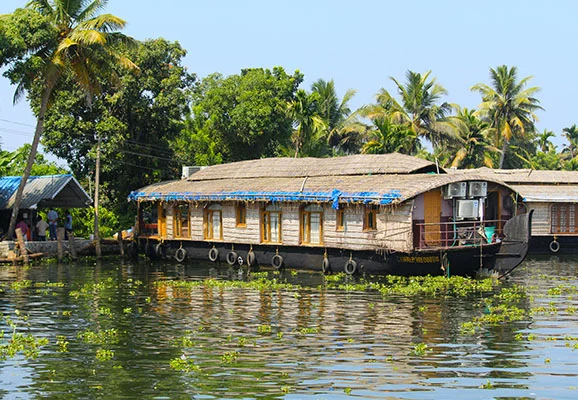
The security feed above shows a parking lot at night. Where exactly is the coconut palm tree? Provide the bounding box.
[536,129,556,153]
[286,89,327,157]
[562,124,578,159]
[446,107,498,168]
[471,65,543,169]
[4,0,137,239]
[311,79,356,152]
[361,70,460,151]
[361,116,420,155]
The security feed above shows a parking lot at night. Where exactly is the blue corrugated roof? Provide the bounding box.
[0,176,22,209]
[0,174,91,209]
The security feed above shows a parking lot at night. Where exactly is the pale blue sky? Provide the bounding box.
[1,0,577,158]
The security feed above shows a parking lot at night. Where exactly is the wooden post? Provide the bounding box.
[69,232,77,260]
[94,135,102,259]
[57,227,65,262]
[117,231,125,257]
[15,228,29,266]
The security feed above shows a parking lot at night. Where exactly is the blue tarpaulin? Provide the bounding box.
[128,189,402,209]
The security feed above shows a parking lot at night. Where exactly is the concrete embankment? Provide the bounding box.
[0,239,121,262]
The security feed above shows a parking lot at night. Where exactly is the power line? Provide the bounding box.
[0,127,34,136]
[0,118,35,128]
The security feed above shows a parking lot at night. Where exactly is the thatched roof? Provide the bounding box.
[129,171,510,207]
[449,167,578,202]
[450,167,578,184]
[186,153,442,182]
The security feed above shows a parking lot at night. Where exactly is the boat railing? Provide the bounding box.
[414,219,506,250]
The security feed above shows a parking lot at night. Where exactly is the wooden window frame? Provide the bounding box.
[261,207,282,244]
[363,205,378,231]
[174,203,190,238]
[204,206,223,240]
[551,203,578,234]
[236,202,247,227]
[336,208,345,231]
[300,207,324,245]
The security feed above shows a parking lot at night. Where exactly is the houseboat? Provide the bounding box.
[128,154,531,276]
[451,168,578,254]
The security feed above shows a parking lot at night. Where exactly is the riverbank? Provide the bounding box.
[0,238,122,263]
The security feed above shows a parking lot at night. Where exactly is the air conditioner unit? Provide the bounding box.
[181,166,205,179]
[456,199,479,220]
[468,181,488,197]
[444,182,467,199]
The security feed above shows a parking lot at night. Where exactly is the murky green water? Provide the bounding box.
[0,255,577,399]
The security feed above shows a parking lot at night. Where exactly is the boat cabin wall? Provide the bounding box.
[137,200,414,252]
[411,183,514,225]
[524,201,578,238]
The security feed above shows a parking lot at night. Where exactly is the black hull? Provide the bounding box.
[135,240,510,277]
[131,212,532,277]
[529,235,578,255]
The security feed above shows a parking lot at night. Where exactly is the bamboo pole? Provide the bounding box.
[57,227,65,262]
[15,228,29,266]
[69,232,77,260]
[94,135,102,259]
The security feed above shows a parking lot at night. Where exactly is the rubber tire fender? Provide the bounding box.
[246,251,256,267]
[322,257,331,274]
[344,259,357,275]
[175,247,187,263]
[226,251,238,266]
[272,254,284,270]
[155,243,165,258]
[208,247,219,262]
[549,240,560,253]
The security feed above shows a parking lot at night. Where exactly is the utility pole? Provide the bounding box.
[94,135,102,258]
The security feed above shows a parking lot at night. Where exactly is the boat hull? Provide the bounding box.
[134,239,508,277]
[131,212,532,277]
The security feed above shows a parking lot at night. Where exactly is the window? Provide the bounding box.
[363,206,378,231]
[551,204,578,234]
[236,202,247,227]
[174,203,190,238]
[336,208,345,231]
[204,204,223,240]
[261,205,282,243]
[301,205,323,245]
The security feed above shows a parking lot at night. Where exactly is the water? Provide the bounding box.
[0,255,577,399]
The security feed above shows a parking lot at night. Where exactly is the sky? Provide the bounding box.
[1,0,577,163]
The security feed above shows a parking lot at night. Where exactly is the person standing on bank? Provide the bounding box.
[64,210,73,240]
[36,216,49,241]
[47,208,58,240]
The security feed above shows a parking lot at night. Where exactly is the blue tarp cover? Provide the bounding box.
[128,189,402,209]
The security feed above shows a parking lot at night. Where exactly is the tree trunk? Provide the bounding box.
[498,138,509,169]
[6,86,52,240]
[94,135,102,258]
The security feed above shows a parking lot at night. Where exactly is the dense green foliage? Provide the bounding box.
[174,67,302,165]
[37,38,195,221]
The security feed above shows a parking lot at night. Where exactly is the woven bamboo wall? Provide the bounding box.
[165,200,413,252]
[526,202,550,236]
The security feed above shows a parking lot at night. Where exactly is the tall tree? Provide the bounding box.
[446,107,497,168]
[361,70,460,151]
[178,68,302,164]
[286,89,327,157]
[0,0,136,239]
[536,129,556,153]
[311,79,356,152]
[471,65,543,168]
[40,38,194,217]
[562,124,578,160]
[361,116,419,155]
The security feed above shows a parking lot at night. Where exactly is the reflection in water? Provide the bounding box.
[0,256,577,398]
